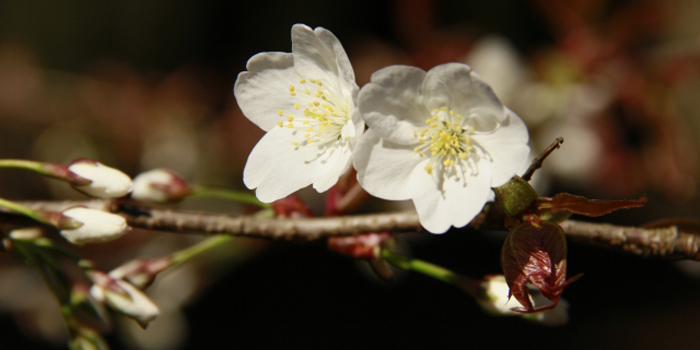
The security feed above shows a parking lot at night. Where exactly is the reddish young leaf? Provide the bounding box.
[501,222,581,313]
[539,193,647,217]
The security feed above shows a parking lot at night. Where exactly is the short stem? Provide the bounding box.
[382,249,483,296]
[382,248,460,285]
[170,234,233,267]
[28,237,94,272]
[0,159,65,179]
[190,185,269,209]
[0,197,49,224]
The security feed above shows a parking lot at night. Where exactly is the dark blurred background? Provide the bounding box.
[1,0,700,349]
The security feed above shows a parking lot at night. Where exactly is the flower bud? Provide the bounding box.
[89,271,159,328]
[8,227,44,240]
[478,275,569,326]
[131,169,191,203]
[271,194,314,218]
[69,327,109,350]
[108,258,172,290]
[68,159,133,198]
[328,233,393,259]
[60,208,130,245]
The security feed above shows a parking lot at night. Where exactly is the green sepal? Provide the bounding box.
[493,176,538,217]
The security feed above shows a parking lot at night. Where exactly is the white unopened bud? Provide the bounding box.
[478,275,568,326]
[131,169,190,203]
[68,160,133,198]
[9,227,44,240]
[90,277,159,328]
[60,208,130,244]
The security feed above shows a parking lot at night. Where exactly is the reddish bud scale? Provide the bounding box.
[89,270,130,298]
[501,222,581,313]
[271,194,314,218]
[110,258,172,289]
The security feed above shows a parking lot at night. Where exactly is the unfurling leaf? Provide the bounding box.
[538,193,647,217]
[501,222,581,313]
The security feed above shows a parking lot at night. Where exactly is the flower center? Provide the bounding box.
[414,107,477,181]
[276,78,350,148]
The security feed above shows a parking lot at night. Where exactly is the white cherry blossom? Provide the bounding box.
[354,63,530,233]
[234,24,363,203]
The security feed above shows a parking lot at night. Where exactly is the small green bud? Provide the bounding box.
[493,176,538,217]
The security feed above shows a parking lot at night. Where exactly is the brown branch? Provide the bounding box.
[7,200,700,260]
[560,220,700,260]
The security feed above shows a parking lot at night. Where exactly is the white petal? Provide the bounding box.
[472,108,530,187]
[422,63,505,132]
[313,144,352,193]
[358,65,428,144]
[233,52,299,131]
[354,129,425,201]
[412,163,493,234]
[291,24,355,90]
[243,126,349,202]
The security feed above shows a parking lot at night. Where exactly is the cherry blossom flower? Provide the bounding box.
[354,63,530,233]
[234,24,363,203]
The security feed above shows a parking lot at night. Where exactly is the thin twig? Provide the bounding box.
[6,200,700,260]
[522,137,564,182]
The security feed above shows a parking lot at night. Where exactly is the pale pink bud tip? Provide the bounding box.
[131,169,191,203]
[68,160,133,198]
